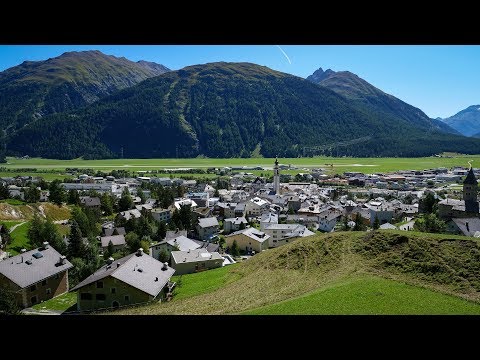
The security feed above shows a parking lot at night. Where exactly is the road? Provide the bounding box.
[9,221,27,233]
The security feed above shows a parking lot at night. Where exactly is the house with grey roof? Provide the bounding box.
[0,242,73,309]
[151,208,171,223]
[224,216,248,233]
[100,234,126,252]
[80,196,101,209]
[263,223,315,248]
[71,249,175,311]
[116,209,142,221]
[449,217,480,237]
[196,217,219,240]
[260,212,279,231]
[317,208,342,232]
[225,227,270,253]
[149,235,201,261]
[170,248,223,275]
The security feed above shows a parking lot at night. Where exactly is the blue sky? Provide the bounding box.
[0,45,479,119]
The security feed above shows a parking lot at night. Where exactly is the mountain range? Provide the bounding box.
[439,105,480,137]
[0,50,169,134]
[2,50,479,160]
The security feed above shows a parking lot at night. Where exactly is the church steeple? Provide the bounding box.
[463,166,479,214]
[273,157,280,195]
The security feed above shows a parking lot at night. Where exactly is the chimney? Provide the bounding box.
[20,248,27,253]
[137,248,143,256]
[162,262,168,271]
[466,221,470,232]
[42,241,49,249]
[117,262,121,268]
[59,255,66,265]
[155,277,158,281]
[188,249,190,253]
[107,257,114,265]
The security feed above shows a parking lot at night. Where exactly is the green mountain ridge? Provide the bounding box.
[7,61,480,159]
[0,50,169,134]
[307,67,461,135]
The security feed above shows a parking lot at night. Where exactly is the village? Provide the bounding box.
[0,158,479,314]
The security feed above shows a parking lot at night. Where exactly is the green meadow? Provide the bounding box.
[2,154,479,177]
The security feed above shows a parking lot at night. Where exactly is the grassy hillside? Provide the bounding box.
[113,230,480,315]
[244,275,480,315]
[0,202,70,221]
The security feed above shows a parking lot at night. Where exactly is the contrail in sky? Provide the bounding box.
[276,45,291,64]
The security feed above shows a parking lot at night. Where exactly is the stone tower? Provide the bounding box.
[463,167,479,214]
[273,157,280,195]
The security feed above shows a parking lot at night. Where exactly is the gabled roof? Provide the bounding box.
[165,235,201,251]
[171,248,223,264]
[198,217,219,228]
[464,167,478,185]
[0,246,73,288]
[224,217,248,225]
[100,234,126,248]
[226,227,270,243]
[71,252,175,297]
[452,217,480,236]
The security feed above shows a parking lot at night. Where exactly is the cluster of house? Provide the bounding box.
[1,159,479,313]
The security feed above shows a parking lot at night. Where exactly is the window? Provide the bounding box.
[80,293,92,300]
[42,280,47,286]
[31,296,37,305]
[30,284,37,292]
[96,294,106,301]
[96,281,104,289]
[124,295,130,302]
[46,288,51,295]
[273,240,277,243]
[111,288,116,294]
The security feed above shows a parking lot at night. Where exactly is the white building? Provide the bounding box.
[245,197,271,217]
[263,223,315,247]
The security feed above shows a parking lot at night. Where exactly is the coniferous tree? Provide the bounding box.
[373,216,380,230]
[28,213,44,247]
[49,179,66,205]
[68,220,84,258]
[67,189,81,205]
[155,221,167,242]
[118,187,133,211]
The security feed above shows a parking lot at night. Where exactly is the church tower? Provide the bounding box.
[463,167,479,214]
[273,157,280,195]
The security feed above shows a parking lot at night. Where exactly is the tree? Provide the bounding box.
[71,206,91,238]
[414,213,446,233]
[213,188,220,197]
[100,193,114,215]
[341,216,350,231]
[239,221,246,230]
[118,187,133,211]
[353,213,367,231]
[0,183,9,200]
[230,239,240,257]
[420,192,438,214]
[68,220,84,258]
[0,286,19,315]
[28,213,44,247]
[49,179,66,205]
[373,216,380,230]
[138,215,153,239]
[0,223,12,249]
[158,249,170,263]
[125,232,141,253]
[155,221,167,242]
[218,236,226,250]
[136,188,146,205]
[67,189,81,205]
[24,185,40,203]
[179,205,192,230]
[105,240,115,258]
[41,218,66,254]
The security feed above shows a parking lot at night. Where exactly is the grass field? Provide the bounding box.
[244,275,480,315]
[114,230,480,315]
[172,264,241,301]
[3,154,479,176]
[31,292,77,312]
[6,221,30,255]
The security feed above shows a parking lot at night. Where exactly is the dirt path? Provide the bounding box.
[9,221,27,233]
